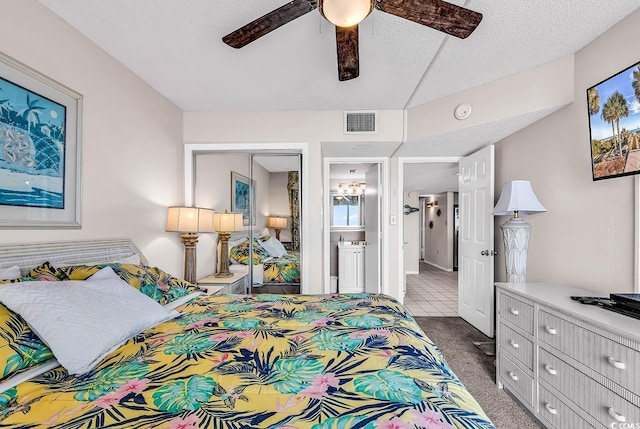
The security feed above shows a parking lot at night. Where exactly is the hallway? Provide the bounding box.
[405,261,458,317]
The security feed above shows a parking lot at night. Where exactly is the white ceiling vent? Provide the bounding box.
[344,111,377,134]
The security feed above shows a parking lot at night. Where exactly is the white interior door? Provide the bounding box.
[364,164,381,293]
[458,145,495,337]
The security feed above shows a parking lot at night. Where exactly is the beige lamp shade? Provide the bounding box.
[267,216,288,229]
[166,207,215,233]
[214,211,244,233]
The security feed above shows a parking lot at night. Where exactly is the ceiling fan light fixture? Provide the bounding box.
[320,0,374,27]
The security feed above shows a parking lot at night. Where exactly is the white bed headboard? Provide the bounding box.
[0,238,147,274]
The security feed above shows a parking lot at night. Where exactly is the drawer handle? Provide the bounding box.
[544,326,557,335]
[509,340,519,349]
[544,403,557,415]
[608,357,626,370]
[508,371,518,381]
[608,408,626,423]
[544,364,557,376]
[509,308,519,316]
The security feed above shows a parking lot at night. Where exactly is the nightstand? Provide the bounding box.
[197,272,247,295]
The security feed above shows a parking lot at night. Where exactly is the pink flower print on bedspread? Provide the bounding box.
[93,378,151,409]
[300,373,339,399]
[376,417,412,429]
[166,414,201,429]
[409,409,455,429]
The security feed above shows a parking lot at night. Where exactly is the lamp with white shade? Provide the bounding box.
[166,206,215,284]
[214,210,244,278]
[493,180,546,283]
[267,216,288,240]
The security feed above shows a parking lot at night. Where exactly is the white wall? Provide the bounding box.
[407,55,575,142]
[495,8,640,294]
[184,110,405,295]
[403,191,420,274]
[0,1,184,276]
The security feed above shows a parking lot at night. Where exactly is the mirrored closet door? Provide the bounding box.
[193,151,302,294]
[250,154,301,294]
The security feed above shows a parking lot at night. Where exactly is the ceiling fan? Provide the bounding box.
[222,0,482,81]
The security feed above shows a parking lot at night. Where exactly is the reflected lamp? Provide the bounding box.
[214,210,244,278]
[267,216,288,240]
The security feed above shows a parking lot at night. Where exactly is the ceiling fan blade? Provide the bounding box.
[336,25,359,81]
[223,0,318,48]
[376,0,482,39]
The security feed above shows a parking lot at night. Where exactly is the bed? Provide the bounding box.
[0,239,494,428]
[228,234,300,286]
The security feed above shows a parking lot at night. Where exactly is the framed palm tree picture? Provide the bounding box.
[231,171,255,226]
[0,52,82,228]
[587,59,640,181]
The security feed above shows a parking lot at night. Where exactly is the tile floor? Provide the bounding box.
[405,261,458,317]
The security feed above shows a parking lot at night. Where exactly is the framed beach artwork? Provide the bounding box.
[231,171,255,226]
[0,52,82,228]
[587,59,640,181]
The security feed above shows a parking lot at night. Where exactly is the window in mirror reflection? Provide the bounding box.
[331,194,364,227]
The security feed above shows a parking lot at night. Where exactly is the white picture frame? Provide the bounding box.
[0,52,82,228]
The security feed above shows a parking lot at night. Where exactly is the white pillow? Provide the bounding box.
[260,236,287,258]
[0,272,178,375]
[0,265,21,280]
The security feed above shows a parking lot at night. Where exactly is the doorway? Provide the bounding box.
[323,158,389,295]
[401,159,461,316]
[398,146,496,337]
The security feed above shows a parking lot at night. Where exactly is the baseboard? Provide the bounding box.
[405,271,419,275]
[422,260,453,272]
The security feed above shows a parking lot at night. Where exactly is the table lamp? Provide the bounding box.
[166,206,215,284]
[214,210,244,278]
[493,180,546,283]
[267,216,288,240]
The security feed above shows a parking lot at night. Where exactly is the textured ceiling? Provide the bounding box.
[36,0,640,193]
[38,0,640,111]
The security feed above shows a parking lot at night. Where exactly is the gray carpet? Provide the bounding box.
[414,317,543,429]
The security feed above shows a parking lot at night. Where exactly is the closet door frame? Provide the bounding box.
[184,143,309,294]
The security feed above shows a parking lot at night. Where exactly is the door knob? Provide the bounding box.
[481,250,498,256]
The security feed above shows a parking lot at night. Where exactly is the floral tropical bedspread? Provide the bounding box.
[263,251,300,284]
[0,293,494,429]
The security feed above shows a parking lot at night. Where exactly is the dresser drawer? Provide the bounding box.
[498,353,533,407]
[539,347,640,428]
[538,383,600,429]
[498,322,533,370]
[499,292,534,334]
[539,310,640,394]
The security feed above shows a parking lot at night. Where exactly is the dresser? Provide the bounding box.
[197,272,247,294]
[496,283,640,429]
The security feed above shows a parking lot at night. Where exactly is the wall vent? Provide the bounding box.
[344,110,377,134]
